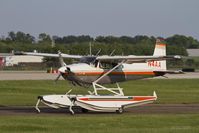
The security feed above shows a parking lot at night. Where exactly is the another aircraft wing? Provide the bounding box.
[96,55,181,64]
[14,51,83,59]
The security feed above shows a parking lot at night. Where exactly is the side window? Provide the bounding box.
[117,64,123,70]
[94,60,98,68]
[100,62,119,69]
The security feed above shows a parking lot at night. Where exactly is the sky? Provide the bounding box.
[0,0,199,39]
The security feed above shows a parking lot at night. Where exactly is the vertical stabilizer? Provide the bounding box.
[153,39,166,56]
[153,39,167,70]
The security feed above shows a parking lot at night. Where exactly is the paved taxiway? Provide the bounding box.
[0,104,199,115]
[0,71,58,80]
[0,71,199,80]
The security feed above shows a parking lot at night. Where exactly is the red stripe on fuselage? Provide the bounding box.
[133,97,155,101]
[78,96,156,102]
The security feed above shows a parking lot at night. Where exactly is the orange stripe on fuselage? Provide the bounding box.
[72,71,155,76]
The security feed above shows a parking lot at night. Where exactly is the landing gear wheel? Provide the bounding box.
[81,108,88,113]
[116,107,123,114]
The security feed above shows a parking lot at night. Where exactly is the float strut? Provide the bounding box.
[35,99,41,113]
[69,100,75,115]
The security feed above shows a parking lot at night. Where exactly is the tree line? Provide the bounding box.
[1,31,199,56]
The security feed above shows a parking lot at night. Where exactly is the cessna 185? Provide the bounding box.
[16,39,182,114]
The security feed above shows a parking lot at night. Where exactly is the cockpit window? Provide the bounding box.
[79,57,122,70]
[100,62,118,69]
[79,56,96,64]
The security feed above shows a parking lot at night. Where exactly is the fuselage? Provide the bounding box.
[59,61,165,85]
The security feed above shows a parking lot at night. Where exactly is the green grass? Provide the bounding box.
[190,56,199,62]
[0,79,199,106]
[121,79,199,104]
[0,79,199,133]
[0,114,199,133]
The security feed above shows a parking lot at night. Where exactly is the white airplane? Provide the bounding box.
[16,39,182,114]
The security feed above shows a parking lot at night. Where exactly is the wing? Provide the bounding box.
[96,55,181,64]
[14,51,83,59]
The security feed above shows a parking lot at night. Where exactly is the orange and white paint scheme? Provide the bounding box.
[18,39,180,85]
[55,39,178,85]
[19,39,181,114]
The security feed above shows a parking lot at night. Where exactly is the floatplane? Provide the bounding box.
[16,39,181,114]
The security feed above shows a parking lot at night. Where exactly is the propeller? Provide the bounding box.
[54,66,71,83]
[54,51,67,83]
[58,51,66,67]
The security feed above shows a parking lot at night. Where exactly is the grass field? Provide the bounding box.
[0,79,199,133]
[0,79,199,106]
[0,114,199,133]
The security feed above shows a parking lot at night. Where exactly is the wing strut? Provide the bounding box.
[92,61,125,95]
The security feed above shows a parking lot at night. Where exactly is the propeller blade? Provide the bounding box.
[55,73,61,83]
[58,51,66,67]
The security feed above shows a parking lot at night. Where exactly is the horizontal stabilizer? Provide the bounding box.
[154,70,184,74]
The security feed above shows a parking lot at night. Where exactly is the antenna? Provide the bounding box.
[95,49,101,56]
[110,49,115,56]
[51,37,55,48]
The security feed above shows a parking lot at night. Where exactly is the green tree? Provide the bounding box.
[166,34,199,48]
[185,59,195,67]
[38,33,52,43]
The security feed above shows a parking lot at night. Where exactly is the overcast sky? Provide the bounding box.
[0,0,199,39]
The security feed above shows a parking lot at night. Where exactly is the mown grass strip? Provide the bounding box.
[0,114,199,133]
[0,79,198,106]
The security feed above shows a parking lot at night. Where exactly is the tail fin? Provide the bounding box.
[153,39,167,70]
[153,39,166,56]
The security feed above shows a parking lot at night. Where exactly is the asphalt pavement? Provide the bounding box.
[0,71,199,80]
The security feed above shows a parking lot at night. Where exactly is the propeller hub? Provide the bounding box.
[58,66,67,73]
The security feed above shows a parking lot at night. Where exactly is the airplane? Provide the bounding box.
[15,39,182,114]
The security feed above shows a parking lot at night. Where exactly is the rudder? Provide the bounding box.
[153,39,166,56]
[153,39,167,70]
